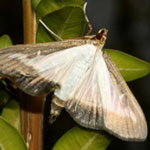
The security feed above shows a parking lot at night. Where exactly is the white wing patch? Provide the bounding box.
[54,46,98,101]
[9,44,96,75]
[6,44,97,95]
[64,50,104,129]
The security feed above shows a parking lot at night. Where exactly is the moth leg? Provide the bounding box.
[49,96,64,124]
[83,2,93,35]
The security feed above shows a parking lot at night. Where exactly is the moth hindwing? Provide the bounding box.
[0,29,147,141]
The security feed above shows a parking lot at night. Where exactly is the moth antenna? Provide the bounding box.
[39,19,63,41]
[83,2,93,35]
[49,96,64,124]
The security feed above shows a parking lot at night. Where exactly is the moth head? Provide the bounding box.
[96,28,108,45]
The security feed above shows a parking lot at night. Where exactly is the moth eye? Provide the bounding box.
[95,29,108,41]
[96,32,103,40]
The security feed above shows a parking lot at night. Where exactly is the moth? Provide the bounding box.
[0,29,147,141]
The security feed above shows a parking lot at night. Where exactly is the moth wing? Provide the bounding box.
[64,51,106,129]
[64,50,147,141]
[102,52,147,141]
[0,40,75,78]
[0,43,95,96]
[64,60,103,129]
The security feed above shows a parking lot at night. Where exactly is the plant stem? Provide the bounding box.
[21,94,45,150]
[22,0,36,44]
[22,1,45,150]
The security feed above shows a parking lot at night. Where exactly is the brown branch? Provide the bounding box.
[21,94,45,150]
[22,0,37,44]
[22,1,45,150]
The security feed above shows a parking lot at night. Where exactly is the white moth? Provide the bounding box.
[0,29,147,141]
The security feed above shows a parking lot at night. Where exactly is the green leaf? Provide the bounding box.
[32,0,86,42]
[32,0,42,10]
[36,6,86,42]
[0,35,12,50]
[1,100,21,132]
[0,117,27,150]
[53,127,111,150]
[105,49,150,81]
[0,89,10,106]
[33,0,84,18]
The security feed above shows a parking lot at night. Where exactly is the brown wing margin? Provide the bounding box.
[0,39,88,57]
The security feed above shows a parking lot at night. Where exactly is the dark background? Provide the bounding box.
[0,0,150,150]
[87,1,150,149]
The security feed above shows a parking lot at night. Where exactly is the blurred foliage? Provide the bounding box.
[32,0,86,42]
[106,49,150,81]
[0,117,27,150]
[0,89,10,106]
[1,99,21,132]
[53,127,111,150]
[0,35,27,150]
[0,35,12,50]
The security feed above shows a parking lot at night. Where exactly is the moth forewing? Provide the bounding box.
[0,39,93,96]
